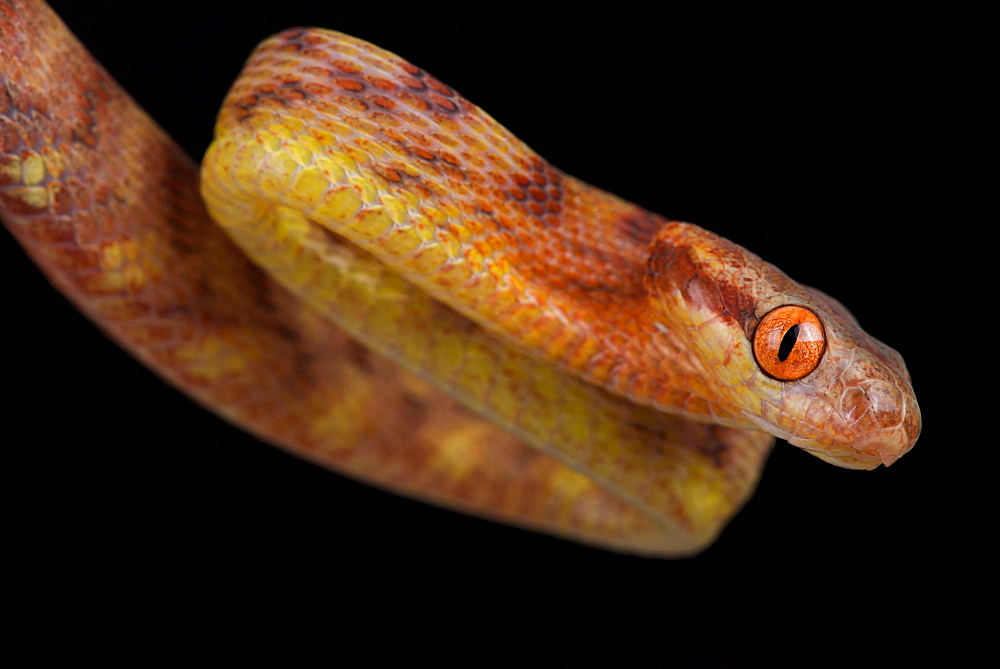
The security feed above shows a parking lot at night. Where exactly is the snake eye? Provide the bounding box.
[753,306,826,381]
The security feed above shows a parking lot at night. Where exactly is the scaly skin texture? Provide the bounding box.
[204,28,919,468]
[0,1,918,557]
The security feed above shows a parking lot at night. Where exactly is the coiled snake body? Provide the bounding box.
[0,0,920,556]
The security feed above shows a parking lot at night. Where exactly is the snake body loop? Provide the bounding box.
[0,1,919,556]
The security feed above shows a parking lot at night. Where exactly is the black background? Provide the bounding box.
[3,1,994,665]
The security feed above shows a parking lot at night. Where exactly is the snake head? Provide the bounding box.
[646,221,921,470]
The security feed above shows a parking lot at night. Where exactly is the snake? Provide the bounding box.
[0,0,919,557]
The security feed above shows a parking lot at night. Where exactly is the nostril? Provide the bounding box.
[841,386,870,422]
[840,380,904,430]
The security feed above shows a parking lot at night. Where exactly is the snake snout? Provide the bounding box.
[839,379,920,467]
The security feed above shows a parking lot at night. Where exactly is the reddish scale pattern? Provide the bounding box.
[245,35,616,237]
[224,29,701,410]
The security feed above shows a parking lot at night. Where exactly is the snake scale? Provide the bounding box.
[0,0,919,556]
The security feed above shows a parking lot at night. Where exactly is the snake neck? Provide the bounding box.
[472,174,743,425]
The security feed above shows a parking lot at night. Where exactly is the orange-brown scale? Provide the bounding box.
[648,229,759,331]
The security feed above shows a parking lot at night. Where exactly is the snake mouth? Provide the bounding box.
[801,448,883,471]
[858,435,915,467]
[788,432,913,470]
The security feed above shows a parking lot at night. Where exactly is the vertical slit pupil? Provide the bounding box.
[778,324,799,362]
